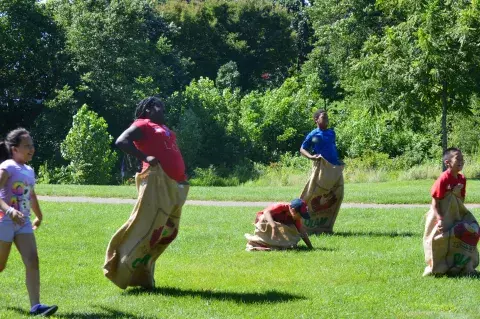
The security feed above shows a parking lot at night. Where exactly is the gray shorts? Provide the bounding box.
[0,219,33,242]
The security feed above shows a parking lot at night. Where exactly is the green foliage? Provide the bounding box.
[61,104,117,184]
[0,0,66,136]
[31,85,79,168]
[51,0,189,137]
[238,76,317,162]
[4,0,480,186]
[305,0,390,104]
[37,162,74,185]
[349,0,480,151]
[216,61,240,91]
[168,77,247,170]
[449,96,480,155]
[159,0,297,91]
[189,165,240,186]
[332,100,441,163]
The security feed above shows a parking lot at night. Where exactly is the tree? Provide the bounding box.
[239,76,316,162]
[51,0,189,138]
[167,78,246,170]
[0,0,65,136]
[304,0,393,106]
[159,0,297,91]
[349,0,480,158]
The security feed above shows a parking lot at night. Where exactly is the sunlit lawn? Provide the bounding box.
[35,179,480,204]
[1,202,480,318]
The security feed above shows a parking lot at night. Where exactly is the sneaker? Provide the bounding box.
[30,304,58,317]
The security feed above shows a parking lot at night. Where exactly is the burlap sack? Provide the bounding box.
[245,215,301,251]
[300,157,344,234]
[423,192,479,276]
[103,165,189,289]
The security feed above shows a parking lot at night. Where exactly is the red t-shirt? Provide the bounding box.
[431,169,466,199]
[133,119,186,182]
[256,202,303,231]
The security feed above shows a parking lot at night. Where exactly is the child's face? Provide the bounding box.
[446,151,464,173]
[288,206,301,221]
[12,134,35,164]
[147,101,166,124]
[315,112,329,130]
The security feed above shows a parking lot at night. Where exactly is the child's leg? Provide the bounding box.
[14,233,40,307]
[0,240,13,272]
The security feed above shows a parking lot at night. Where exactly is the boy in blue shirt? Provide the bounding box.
[299,109,344,234]
[300,109,340,165]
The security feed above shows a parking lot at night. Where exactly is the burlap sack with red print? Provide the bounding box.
[423,192,479,276]
[300,157,344,234]
[103,165,189,289]
[245,215,301,251]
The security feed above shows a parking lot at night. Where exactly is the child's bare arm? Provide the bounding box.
[299,227,313,249]
[30,189,43,230]
[262,210,276,228]
[300,147,320,160]
[431,197,444,232]
[431,197,442,220]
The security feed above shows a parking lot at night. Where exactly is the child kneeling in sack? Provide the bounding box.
[245,198,313,251]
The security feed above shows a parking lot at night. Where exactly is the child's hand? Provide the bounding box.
[32,217,42,230]
[436,219,443,233]
[11,209,25,226]
[146,156,159,166]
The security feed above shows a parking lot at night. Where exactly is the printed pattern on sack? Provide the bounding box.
[453,253,471,267]
[132,254,151,269]
[310,191,337,212]
[454,222,480,248]
[304,217,328,228]
[149,219,178,248]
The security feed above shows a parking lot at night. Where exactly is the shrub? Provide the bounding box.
[61,104,117,184]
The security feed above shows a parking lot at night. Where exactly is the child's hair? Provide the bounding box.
[0,128,30,163]
[313,109,327,120]
[134,96,164,119]
[442,147,461,163]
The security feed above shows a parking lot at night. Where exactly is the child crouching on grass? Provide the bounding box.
[245,198,313,251]
[423,147,479,276]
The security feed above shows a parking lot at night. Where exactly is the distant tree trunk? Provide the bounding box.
[441,80,448,171]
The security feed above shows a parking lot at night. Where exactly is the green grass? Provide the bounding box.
[1,202,480,318]
[35,179,480,203]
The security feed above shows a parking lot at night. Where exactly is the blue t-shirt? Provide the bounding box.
[301,128,340,165]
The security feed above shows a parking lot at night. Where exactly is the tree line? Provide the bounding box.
[1,0,479,184]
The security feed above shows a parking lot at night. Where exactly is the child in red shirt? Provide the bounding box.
[246,198,313,250]
[104,97,188,289]
[423,147,479,276]
[430,148,466,232]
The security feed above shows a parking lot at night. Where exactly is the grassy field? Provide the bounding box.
[36,179,480,203]
[1,202,480,318]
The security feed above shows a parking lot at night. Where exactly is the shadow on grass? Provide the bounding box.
[293,246,337,252]
[124,286,305,303]
[7,305,152,319]
[324,230,418,238]
[442,272,480,279]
